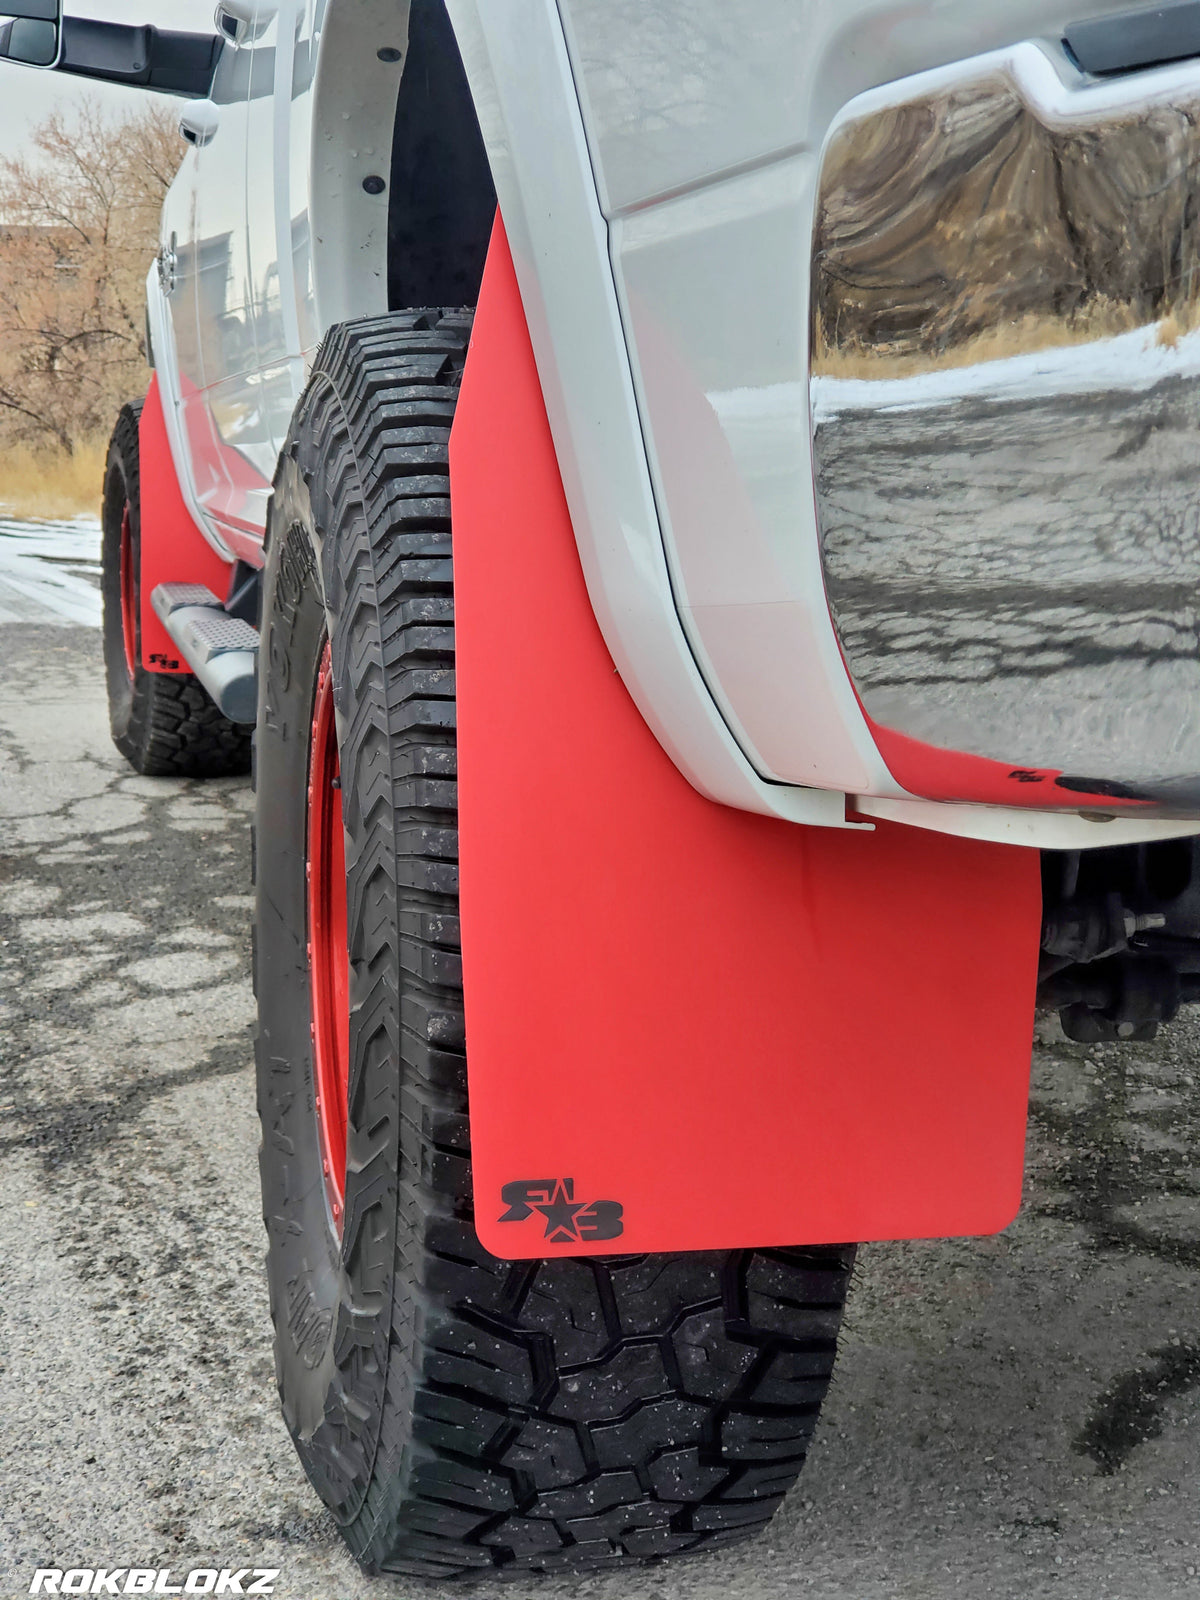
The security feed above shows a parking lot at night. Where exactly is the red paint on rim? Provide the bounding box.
[119,505,137,681]
[307,640,350,1233]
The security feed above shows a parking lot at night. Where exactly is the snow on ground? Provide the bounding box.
[0,515,102,626]
[810,321,1200,421]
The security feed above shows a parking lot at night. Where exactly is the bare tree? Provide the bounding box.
[0,98,181,453]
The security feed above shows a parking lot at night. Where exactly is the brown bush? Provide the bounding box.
[0,98,180,457]
[813,79,1200,367]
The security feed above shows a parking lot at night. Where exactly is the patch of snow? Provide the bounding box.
[0,515,102,626]
[810,322,1200,423]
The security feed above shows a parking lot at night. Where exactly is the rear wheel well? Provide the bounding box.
[309,0,494,333]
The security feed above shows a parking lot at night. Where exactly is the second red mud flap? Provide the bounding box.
[452,223,1043,1260]
[138,374,234,674]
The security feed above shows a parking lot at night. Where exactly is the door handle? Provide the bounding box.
[157,234,178,295]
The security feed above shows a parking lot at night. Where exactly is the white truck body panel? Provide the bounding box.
[147,0,1200,846]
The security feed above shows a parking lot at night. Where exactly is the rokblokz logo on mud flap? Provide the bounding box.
[498,1177,623,1242]
[29,1572,279,1595]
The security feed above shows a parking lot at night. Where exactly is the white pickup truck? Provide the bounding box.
[5,0,1200,1579]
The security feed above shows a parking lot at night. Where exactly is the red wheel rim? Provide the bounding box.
[307,640,350,1234]
[119,504,137,680]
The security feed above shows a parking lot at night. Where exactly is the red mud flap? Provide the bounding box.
[138,374,233,673]
[452,222,1043,1260]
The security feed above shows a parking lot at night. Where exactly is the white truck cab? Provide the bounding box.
[7,0,1200,1579]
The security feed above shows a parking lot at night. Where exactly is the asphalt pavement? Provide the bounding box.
[6,540,1200,1598]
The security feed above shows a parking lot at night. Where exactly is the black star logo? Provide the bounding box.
[535,1180,584,1243]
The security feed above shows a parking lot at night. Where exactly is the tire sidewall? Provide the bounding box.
[255,444,397,1525]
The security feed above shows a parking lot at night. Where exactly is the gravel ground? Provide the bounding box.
[6,617,1200,1599]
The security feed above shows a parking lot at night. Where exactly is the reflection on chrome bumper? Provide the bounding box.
[812,46,1200,810]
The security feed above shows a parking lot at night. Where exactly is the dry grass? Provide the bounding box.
[1157,312,1183,349]
[0,439,106,520]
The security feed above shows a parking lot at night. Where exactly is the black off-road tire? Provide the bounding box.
[100,401,251,778]
[254,310,856,1579]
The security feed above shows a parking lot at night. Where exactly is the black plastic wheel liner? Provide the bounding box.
[387,0,496,312]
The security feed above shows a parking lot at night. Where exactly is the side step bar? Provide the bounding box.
[150,582,258,724]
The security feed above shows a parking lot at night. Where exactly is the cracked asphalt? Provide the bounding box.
[8,620,1200,1598]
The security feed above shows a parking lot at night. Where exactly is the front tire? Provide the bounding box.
[100,401,251,778]
[254,311,855,1578]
